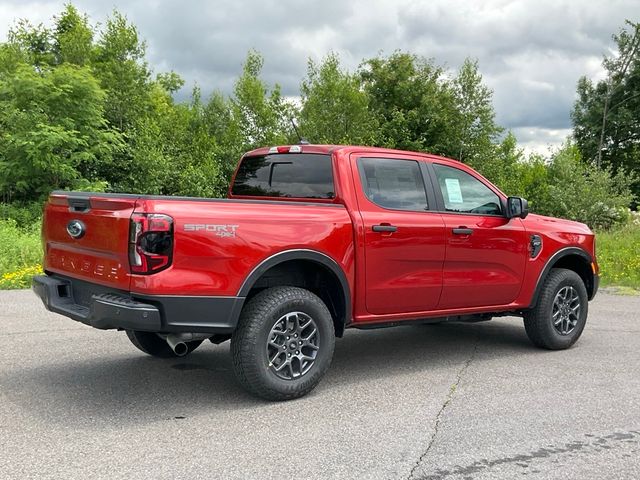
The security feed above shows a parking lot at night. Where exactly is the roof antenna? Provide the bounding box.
[290,118,310,145]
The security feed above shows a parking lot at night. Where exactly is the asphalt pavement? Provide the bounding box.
[0,289,639,479]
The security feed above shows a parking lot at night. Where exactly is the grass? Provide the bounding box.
[0,217,639,291]
[0,219,43,289]
[596,223,640,291]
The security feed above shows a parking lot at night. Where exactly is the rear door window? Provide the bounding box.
[232,154,335,199]
[358,157,428,211]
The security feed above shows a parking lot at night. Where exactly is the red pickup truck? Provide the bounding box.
[33,144,599,400]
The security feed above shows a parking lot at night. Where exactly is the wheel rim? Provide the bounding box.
[266,311,320,380]
[552,286,581,335]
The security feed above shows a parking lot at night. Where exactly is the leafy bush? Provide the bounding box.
[596,224,640,288]
[0,201,44,228]
[0,264,43,289]
[543,144,635,229]
[0,218,42,289]
[501,143,636,230]
[473,140,635,231]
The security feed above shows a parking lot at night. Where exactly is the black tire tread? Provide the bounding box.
[231,286,335,401]
[523,268,588,350]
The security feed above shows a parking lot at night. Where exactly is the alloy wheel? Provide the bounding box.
[266,312,320,380]
[552,286,581,335]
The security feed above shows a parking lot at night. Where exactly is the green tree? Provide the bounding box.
[0,63,121,200]
[5,20,54,68]
[92,10,152,131]
[515,155,552,214]
[158,87,225,197]
[472,132,525,195]
[156,71,184,94]
[0,4,231,203]
[53,4,93,66]
[203,91,243,179]
[573,20,640,199]
[360,52,457,153]
[111,82,226,198]
[230,50,292,150]
[450,58,503,165]
[299,52,378,144]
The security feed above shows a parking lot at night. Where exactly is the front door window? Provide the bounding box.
[433,164,502,216]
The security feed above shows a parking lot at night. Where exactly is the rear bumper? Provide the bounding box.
[32,274,243,334]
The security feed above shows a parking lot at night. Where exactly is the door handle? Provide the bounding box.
[452,227,473,235]
[372,224,398,233]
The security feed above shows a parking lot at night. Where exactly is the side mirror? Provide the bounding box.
[506,196,529,219]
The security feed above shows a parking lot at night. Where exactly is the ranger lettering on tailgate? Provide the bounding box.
[49,252,120,280]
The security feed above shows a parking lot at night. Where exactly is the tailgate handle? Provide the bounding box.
[67,197,91,213]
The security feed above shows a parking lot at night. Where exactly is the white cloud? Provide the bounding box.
[0,2,60,38]
[512,127,573,157]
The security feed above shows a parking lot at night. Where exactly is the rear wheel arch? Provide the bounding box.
[529,247,595,308]
[237,250,352,337]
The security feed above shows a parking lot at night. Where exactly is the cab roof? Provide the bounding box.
[243,144,463,165]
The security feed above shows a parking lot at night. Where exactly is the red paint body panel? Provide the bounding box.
[41,144,597,329]
[347,151,446,314]
[43,194,136,291]
[438,214,527,309]
[129,199,354,297]
[514,213,597,306]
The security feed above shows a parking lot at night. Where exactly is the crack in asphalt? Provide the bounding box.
[418,430,640,479]
[407,340,479,480]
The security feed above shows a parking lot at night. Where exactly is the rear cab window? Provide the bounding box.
[231,154,335,199]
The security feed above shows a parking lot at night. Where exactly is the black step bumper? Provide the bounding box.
[32,274,243,334]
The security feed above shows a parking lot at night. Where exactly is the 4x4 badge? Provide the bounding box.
[183,224,238,238]
[66,220,86,239]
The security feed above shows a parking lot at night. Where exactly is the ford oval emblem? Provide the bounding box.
[66,220,85,239]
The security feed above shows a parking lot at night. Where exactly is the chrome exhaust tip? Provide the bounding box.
[166,334,189,356]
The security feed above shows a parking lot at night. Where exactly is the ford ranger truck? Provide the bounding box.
[33,145,599,400]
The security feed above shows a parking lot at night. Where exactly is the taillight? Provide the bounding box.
[129,213,173,274]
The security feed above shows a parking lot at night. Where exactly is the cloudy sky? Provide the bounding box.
[1,0,637,154]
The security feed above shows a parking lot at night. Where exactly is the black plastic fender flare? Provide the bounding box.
[237,249,352,335]
[528,246,594,308]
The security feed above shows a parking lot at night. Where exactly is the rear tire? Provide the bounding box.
[231,286,335,401]
[523,268,588,350]
[126,330,202,358]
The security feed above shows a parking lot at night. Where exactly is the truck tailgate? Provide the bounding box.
[43,193,136,291]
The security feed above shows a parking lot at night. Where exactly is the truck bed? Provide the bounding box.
[43,191,355,297]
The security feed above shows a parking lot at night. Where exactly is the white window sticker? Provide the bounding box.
[444,178,463,204]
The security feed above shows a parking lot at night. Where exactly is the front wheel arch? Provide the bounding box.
[529,248,595,308]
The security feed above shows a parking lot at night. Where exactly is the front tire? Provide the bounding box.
[231,287,335,401]
[126,330,202,358]
[523,268,588,350]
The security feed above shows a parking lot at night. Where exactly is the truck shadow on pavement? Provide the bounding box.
[2,318,535,427]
